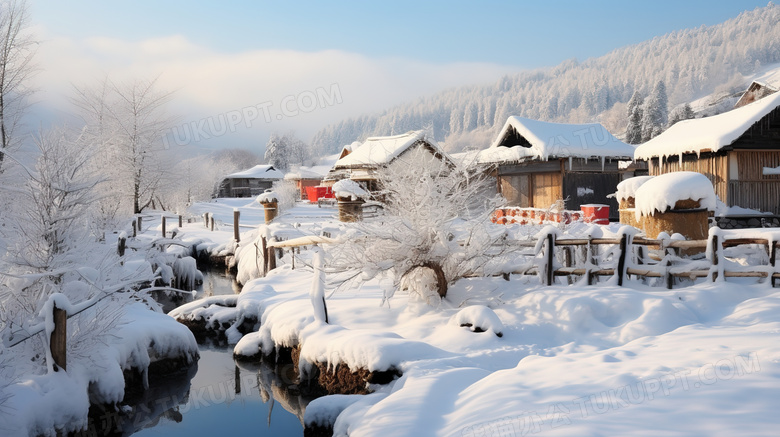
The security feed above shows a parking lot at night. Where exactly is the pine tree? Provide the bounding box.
[668,103,695,127]
[625,90,644,144]
[264,133,289,171]
[641,81,668,142]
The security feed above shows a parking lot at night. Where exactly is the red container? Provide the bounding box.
[581,204,609,225]
[306,186,334,203]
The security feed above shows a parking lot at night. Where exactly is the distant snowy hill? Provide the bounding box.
[312,3,780,153]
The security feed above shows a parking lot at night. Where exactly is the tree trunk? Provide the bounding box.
[407,261,448,298]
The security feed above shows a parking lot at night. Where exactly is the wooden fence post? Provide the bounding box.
[233,210,240,243]
[117,235,126,257]
[771,242,777,288]
[586,238,594,285]
[545,233,555,286]
[51,305,67,372]
[137,216,143,234]
[710,234,719,282]
[132,220,137,238]
[210,215,215,232]
[267,239,277,272]
[261,236,268,276]
[178,214,183,228]
[665,259,674,289]
[617,234,628,286]
[161,216,166,238]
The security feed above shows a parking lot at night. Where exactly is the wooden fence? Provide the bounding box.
[521,233,779,289]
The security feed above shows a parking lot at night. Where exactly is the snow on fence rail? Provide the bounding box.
[520,230,779,288]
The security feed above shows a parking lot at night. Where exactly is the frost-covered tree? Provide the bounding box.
[73,76,175,215]
[0,127,156,380]
[328,148,509,303]
[264,132,288,171]
[264,131,315,171]
[641,81,668,142]
[0,0,36,173]
[668,103,695,127]
[625,90,644,144]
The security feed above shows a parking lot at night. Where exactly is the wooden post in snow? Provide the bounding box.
[117,235,126,257]
[210,214,215,232]
[617,234,628,286]
[137,216,143,234]
[545,233,555,286]
[178,214,183,228]
[261,236,268,276]
[267,238,277,272]
[771,243,777,288]
[710,234,719,282]
[132,220,137,238]
[51,305,67,372]
[161,215,166,238]
[233,210,240,243]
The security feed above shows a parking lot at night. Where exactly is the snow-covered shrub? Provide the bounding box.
[328,147,511,302]
[271,179,298,210]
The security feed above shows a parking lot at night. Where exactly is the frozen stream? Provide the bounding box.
[130,268,307,437]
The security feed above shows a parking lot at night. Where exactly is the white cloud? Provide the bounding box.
[30,29,520,149]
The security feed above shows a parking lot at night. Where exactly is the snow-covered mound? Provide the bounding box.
[332,179,368,201]
[634,171,715,219]
[449,305,504,337]
[613,175,654,202]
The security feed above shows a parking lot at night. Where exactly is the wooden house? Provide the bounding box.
[322,131,454,191]
[634,91,780,215]
[479,116,636,220]
[217,165,284,198]
[284,153,341,200]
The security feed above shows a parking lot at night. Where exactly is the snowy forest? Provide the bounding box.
[311,3,780,152]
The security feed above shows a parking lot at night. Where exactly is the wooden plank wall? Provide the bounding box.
[729,150,780,214]
[649,154,729,203]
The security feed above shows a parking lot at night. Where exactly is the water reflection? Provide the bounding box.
[77,364,197,437]
[151,265,240,313]
[131,348,305,436]
[127,268,306,436]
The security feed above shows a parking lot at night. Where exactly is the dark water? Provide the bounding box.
[131,268,307,437]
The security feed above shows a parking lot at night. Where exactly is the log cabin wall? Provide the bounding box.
[649,153,729,205]
[729,150,780,214]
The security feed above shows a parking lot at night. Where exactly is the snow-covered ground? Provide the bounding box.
[175,198,780,437]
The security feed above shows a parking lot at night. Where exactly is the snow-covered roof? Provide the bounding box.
[333,131,449,169]
[480,116,635,163]
[285,153,341,180]
[224,164,284,180]
[635,91,780,160]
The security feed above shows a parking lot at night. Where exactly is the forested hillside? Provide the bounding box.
[312,3,780,152]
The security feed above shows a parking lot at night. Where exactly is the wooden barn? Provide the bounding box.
[322,131,454,191]
[217,165,284,198]
[478,116,636,220]
[634,91,780,216]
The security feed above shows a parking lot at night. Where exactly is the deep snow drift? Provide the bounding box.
[172,200,780,437]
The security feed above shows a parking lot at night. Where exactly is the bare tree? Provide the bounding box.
[0,0,35,172]
[73,76,175,215]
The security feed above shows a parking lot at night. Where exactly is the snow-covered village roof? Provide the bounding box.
[284,153,341,181]
[223,164,284,180]
[635,91,780,160]
[479,116,635,164]
[333,131,451,169]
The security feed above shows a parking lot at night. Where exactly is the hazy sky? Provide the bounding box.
[28,0,770,153]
